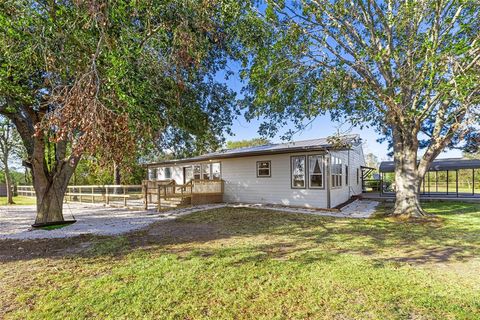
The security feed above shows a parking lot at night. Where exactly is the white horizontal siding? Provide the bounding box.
[148,144,366,209]
[221,152,328,208]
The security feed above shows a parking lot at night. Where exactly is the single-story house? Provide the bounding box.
[145,134,366,209]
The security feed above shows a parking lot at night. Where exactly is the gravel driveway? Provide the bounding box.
[0,203,226,240]
[0,200,378,240]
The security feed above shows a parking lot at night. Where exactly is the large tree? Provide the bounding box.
[0,0,253,223]
[244,0,480,218]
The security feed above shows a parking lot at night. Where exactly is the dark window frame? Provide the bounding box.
[256,160,272,178]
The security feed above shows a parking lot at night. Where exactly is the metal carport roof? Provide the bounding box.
[379,158,480,173]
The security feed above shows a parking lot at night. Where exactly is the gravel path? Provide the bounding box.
[0,200,378,240]
[0,203,226,240]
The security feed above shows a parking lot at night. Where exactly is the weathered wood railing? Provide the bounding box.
[18,179,225,211]
[16,185,144,207]
[143,179,224,211]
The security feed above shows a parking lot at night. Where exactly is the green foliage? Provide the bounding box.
[226,138,270,149]
[72,158,145,185]
[0,169,29,185]
[0,0,257,167]
[242,1,479,150]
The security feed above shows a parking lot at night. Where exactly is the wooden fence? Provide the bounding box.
[17,185,144,208]
[17,180,224,211]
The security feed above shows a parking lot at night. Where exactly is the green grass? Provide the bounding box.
[0,196,36,206]
[2,201,480,319]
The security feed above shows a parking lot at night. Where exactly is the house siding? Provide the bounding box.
[148,144,365,209]
[221,152,329,208]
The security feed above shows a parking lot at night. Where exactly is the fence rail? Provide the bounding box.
[17,185,144,208]
[17,179,225,211]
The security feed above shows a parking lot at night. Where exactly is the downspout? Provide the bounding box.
[326,149,331,209]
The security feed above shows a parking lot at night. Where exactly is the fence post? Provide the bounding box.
[92,186,95,203]
[105,186,109,205]
[79,187,83,203]
[123,186,127,207]
[157,185,161,212]
[143,182,148,210]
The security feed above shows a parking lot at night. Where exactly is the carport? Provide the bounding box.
[379,158,480,197]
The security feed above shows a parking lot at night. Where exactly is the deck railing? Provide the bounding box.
[143,179,224,211]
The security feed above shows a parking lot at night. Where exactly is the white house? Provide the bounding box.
[145,135,366,209]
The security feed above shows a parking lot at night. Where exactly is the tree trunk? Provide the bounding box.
[4,162,14,205]
[5,106,79,224]
[113,161,121,185]
[391,126,427,218]
[30,138,78,224]
[34,178,67,224]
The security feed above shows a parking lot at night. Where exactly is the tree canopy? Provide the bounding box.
[243,0,480,217]
[226,138,271,149]
[0,0,257,223]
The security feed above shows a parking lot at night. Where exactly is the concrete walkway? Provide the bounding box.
[0,200,378,240]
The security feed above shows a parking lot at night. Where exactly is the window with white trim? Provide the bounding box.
[164,167,172,179]
[202,164,211,180]
[331,156,343,188]
[193,165,201,180]
[148,168,157,180]
[211,163,221,180]
[291,156,306,188]
[257,161,271,177]
[308,155,324,188]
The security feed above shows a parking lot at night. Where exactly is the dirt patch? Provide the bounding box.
[0,218,226,262]
[0,235,97,262]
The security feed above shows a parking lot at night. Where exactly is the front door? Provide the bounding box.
[183,166,193,184]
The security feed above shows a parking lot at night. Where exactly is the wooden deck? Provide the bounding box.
[143,179,225,211]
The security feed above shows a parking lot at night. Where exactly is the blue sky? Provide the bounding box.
[220,61,463,161]
[226,114,463,161]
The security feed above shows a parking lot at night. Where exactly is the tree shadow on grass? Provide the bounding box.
[1,204,479,266]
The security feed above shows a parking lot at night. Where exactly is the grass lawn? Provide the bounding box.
[1,201,480,319]
[0,196,36,206]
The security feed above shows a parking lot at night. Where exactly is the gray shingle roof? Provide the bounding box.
[148,134,361,166]
[379,158,480,173]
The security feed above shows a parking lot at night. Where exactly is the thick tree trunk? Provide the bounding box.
[34,179,67,224]
[30,138,78,224]
[391,126,427,218]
